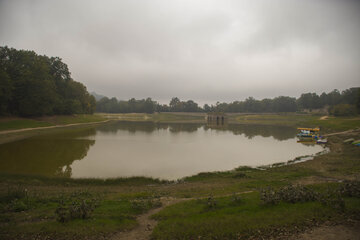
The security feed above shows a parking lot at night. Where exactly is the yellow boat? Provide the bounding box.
[297,128,320,132]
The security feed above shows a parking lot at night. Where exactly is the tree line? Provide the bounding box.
[96,87,360,116]
[0,46,96,116]
[0,46,358,117]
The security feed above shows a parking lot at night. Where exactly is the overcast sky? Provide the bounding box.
[1,0,359,104]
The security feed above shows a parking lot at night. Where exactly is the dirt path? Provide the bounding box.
[111,191,253,240]
[323,128,360,137]
[0,119,111,135]
[111,197,182,240]
[292,221,360,240]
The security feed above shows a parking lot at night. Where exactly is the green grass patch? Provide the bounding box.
[233,114,360,132]
[152,190,360,239]
[0,187,162,240]
[47,114,105,125]
[0,119,53,131]
[0,114,105,132]
[0,174,170,187]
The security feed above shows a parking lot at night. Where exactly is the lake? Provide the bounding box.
[0,121,325,180]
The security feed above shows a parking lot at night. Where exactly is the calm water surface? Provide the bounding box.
[0,122,325,180]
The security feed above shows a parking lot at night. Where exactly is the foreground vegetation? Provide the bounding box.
[0,113,359,239]
[152,185,360,239]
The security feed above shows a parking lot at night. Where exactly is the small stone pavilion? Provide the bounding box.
[206,112,227,125]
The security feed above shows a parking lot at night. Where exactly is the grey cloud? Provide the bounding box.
[0,0,359,104]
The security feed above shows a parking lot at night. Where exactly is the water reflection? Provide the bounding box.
[0,128,95,177]
[0,122,323,179]
[97,121,297,141]
[208,124,297,141]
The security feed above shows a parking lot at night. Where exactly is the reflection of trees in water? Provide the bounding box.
[98,121,296,140]
[204,124,297,141]
[96,121,203,134]
[0,128,96,178]
[167,123,202,133]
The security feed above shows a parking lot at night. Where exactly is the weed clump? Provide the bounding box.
[0,185,31,212]
[277,185,317,203]
[54,191,100,223]
[318,188,345,212]
[205,194,217,210]
[260,187,280,205]
[259,182,359,212]
[339,180,360,198]
[261,185,317,205]
[231,193,243,205]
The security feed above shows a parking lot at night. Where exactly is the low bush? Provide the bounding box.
[339,180,360,198]
[260,182,360,211]
[329,104,357,116]
[205,195,217,210]
[260,184,320,205]
[0,185,32,212]
[54,191,100,223]
[230,193,243,205]
[260,187,280,205]
[277,185,317,203]
[318,188,345,212]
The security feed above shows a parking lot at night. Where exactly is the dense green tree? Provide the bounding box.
[357,89,360,113]
[95,87,359,114]
[272,96,297,112]
[297,93,321,110]
[95,97,158,113]
[0,46,95,116]
[0,69,12,114]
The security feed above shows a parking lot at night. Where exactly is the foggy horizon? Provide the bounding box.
[1,0,359,104]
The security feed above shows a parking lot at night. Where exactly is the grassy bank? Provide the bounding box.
[101,112,360,132]
[0,114,105,132]
[233,114,360,132]
[1,113,359,133]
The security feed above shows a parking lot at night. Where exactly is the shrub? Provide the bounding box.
[230,193,243,205]
[205,195,217,210]
[329,104,357,116]
[318,188,345,212]
[1,185,28,203]
[0,186,31,212]
[54,192,100,223]
[260,185,317,205]
[339,180,360,198]
[277,185,317,203]
[9,199,29,212]
[260,187,280,205]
